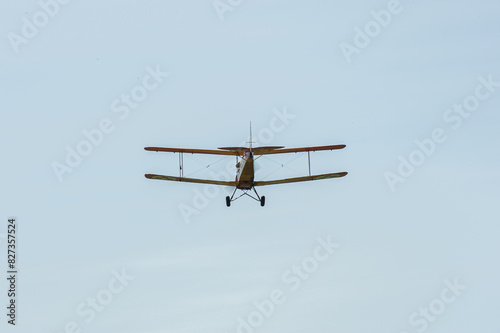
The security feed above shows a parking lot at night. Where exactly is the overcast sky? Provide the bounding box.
[1,0,499,332]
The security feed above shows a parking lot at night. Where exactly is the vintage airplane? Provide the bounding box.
[144,127,347,207]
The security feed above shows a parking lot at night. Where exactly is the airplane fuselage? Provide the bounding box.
[236,151,254,189]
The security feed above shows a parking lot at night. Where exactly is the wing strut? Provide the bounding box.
[179,152,184,177]
[308,151,311,176]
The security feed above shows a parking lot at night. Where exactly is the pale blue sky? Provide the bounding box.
[1,1,499,332]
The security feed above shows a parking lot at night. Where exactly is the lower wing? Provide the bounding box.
[145,174,238,187]
[254,172,347,186]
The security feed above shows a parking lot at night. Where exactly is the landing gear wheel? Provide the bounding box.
[226,196,231,207]
[260,196,266,207]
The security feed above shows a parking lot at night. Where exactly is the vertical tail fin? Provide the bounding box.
[249,121,253,152]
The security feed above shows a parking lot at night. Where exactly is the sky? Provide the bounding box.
[1,0,499,332]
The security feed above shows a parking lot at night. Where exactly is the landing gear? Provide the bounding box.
[225,187,265,207]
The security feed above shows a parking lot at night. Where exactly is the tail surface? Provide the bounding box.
[249,121,253,152]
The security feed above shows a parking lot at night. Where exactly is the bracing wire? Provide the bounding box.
[183,154,232,178]
[258,153,306,180]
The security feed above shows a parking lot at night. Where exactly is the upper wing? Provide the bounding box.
[254,172,347,186]
[218,146,286,154]
[251,146,286,154]
[145,174,238,187]
[145,145,345,156]
[217,147,249,153]
[145,147,239,156]
[255,144,346,155]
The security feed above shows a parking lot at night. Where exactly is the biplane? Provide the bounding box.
[144,126,347,207]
